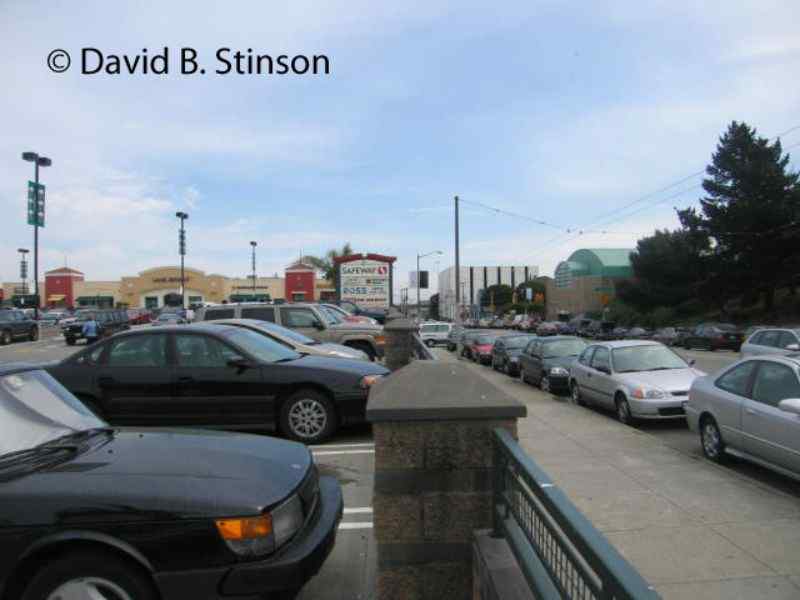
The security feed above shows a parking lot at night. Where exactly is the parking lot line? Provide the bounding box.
[309,442,374,450]
[343,507,373,514]
[312,449,375,456]
[338,522,373,530]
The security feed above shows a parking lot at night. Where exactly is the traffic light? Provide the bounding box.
[179,229,186,255]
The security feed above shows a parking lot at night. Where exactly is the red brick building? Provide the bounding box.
[284,260,317,302]
[44,267,84,308]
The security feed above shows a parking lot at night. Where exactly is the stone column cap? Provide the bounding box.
[367,361,526,422]
[383,318,417,331]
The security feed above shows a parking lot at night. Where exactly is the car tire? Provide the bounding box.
[615,395,636,426]
[539,375,551,394]
[29,327,39,341]
[65,337,76,346]
[0,330,11,345]
[280,389,338,444]
[700,416,726,463]
[21,550,156,600]
[570,380,585,405]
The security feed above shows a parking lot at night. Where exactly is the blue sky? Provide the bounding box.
[1,0,798,297]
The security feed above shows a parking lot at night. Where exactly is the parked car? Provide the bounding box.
[46,324,389,444]
[740,327,800,357]
[419,321,452,347]
[332,300,387,324]
[0,308,39,344]
[536,321,558,336]
[0,364,342,599]
[743,324,770,339]
[570,341,705,424]
[682,323,744,351]
[478,318,492,328]
[197,302,385,361]
[152,312,188,326]
[459,330,483,358]
[127,307,153,325]
[38,310,67,327]
[492,334,537,376]
[610,326,629,340]
[686,354,800,479]
[628,327,651,340]
[62,309,130,345]
[209,318,369,360]
[469,333,498,364]
[519,336,587,394]
[446,326,464,351]
[652,327,680,346]
[321,303,378,325]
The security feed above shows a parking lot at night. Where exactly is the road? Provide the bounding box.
[0,333,377,600]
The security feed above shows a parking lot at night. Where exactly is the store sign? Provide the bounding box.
[153,277,190,284]
[340,260,390,308]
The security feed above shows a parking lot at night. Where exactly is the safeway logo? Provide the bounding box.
[377,265,388,275]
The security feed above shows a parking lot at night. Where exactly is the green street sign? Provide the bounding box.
[27,181,45,227]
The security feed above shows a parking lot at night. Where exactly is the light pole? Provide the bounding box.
[175,211,189,308]
[22,152,51,319]
[416,250,442,319]
[250,241,257,298]
[17,248,29,296]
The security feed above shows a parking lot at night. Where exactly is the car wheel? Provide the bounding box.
[21,550,156,600]
[700,416,725,463]
[65,337,76,346]
[615,395,636,426]
[0,330,11,345]
[29,328,39,341]
[281,389,338,444]
[540,375,551,394]
[570,380,585,405]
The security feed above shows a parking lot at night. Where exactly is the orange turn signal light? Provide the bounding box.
[215,515,273,540]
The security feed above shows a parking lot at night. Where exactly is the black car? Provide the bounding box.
[491,334,536,376]
[0,308,39,345]
[47,323,389,444]
[333,300,387,324]
[62,309,130,345]
[519,336,587,394]
[682,322,744,351]
[0,364,342,600]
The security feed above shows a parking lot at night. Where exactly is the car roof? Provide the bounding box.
[538,335,582,342]
[591,340,662,348]
[110,323,241,337]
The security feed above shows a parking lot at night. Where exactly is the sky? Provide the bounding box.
[1,0,799,299]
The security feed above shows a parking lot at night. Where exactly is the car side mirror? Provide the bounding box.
[596,365,611,375]
[778,398,800,416]
[688,359,696,367]
[786,343,800,351]
[313,321,325,330]
[227,357,255,371]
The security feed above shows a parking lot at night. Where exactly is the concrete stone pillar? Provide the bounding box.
[367,362,526,600]
[383,317,417,371]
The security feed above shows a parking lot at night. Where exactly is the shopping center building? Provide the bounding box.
[2,262,335,309]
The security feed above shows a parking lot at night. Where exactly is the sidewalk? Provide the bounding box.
[443,352,800,599]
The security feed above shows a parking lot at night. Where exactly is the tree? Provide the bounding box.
[303,243,354,282]
[515,279,546,303]
[481,284,513,311]
[678,121,800,310]
[428,293,439,320]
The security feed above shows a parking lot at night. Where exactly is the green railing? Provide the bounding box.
[493,428,661,600]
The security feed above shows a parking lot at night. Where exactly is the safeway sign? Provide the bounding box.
[340,260,391,308]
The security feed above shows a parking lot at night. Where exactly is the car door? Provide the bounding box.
[711,361,760,451]
[572,346,595,393]
[777,331,800,356]
[95,333,174,425]
[529,341,545,383]
[173,332,273,428]
[492,338,505,367]
[741,361,800,473]
[519,340,536,378]
[279,307,328,342]
[12,310,28,338]
[587,346,614,408]
[742,331,767,357]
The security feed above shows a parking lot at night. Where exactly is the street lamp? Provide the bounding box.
[250,241,257,298]
[416,250,442,319]
[17,248,29,295]
[175,211,189,308]
[22,152,51,318]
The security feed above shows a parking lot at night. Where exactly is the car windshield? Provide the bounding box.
[542,339,586,358]
[1,370,105,456]
[476,335,496,344]
[320,306,343,324]
[223,328,301,363]
[504,336,532,349]
[612,345,688,372]
[251,320,316,345]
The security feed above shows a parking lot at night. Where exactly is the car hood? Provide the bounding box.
[281,354,389,376]
[314,342,369,360]
[616,368,705,392]
[543,356,577,370]
[0,429,312,525]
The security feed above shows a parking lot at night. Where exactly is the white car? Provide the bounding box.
[740,328,800,358]
[419,322,452,347]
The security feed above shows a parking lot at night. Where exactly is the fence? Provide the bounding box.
[492,427,660,600]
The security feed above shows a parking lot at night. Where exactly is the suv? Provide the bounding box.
[0,308,39,344]
[196,303,386,360]
[419,322,452,347]
[62,309,130,345]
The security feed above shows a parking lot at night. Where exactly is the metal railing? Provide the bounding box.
[411,332,436,360]
[493,428,660,600]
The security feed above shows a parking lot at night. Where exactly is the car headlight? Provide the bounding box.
[510,356,519,363]
[549,367,569,376]
[360,374,384,388]
[216,493,305,558]
[271,494,305,548]
[631,387,666,399]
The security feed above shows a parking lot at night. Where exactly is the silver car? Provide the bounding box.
[209,318,369,361]
[740,328,800,357]
[686,354,800,480]
[569,341,705,425]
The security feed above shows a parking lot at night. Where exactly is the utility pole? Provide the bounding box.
[175,212,189,308]
[454,195,460,324]
[250,241,257,298]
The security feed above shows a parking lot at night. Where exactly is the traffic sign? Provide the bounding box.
[27,181,45,227]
